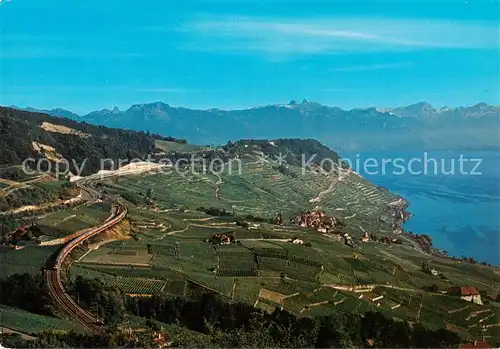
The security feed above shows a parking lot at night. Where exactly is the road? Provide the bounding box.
[44,179,127,333]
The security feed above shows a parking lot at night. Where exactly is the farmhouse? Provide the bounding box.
[152,332,172,348]
[361,232,370,243]
[429,268,440,277]
[447,286,483,305]
[343,233,354,247]
[274,212,283,225]
[209,233,234,245]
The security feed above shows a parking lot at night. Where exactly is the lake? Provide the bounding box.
[340,150,500,265]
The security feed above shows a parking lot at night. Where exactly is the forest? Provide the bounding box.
[0,107,181,176]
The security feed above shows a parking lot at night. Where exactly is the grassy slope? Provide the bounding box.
[0,245,58,277]
[37,202,112,238]
[0,305,83,335]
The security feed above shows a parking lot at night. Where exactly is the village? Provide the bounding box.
[289,209,403,248]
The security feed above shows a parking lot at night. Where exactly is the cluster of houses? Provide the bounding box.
[0,224,39,250]
[292,210,343,233]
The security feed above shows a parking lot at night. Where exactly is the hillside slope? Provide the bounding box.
[65,147,498,344]
[0,107,175,176]
[0,109,498,344]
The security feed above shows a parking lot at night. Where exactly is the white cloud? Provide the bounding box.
[5,85,191,93]
[0,47,143,59]
[332,62,413,72]
[180,15,498,56]
[134,88,193,93]
[323,88,382,92]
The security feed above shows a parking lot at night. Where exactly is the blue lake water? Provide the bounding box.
[340,150,500,265]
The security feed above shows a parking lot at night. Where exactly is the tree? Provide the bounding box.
[421,262,429,272]
[423,284,439,293]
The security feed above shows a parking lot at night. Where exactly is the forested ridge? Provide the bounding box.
[0,107,346,176]
[0,107,167,175]
[223,139,346,169]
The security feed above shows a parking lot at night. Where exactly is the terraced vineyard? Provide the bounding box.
[104,277,166,295]
[37,203,112,238]
[51,148,499,342]
[217,247,256,270]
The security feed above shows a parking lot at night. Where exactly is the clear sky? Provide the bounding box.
[1,0,498,114]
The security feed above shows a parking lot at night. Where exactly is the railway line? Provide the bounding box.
[44,179,127,333]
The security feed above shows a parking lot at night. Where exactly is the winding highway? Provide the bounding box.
[44,179,127,333]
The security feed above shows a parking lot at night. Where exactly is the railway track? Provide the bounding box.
[44,180,127,333]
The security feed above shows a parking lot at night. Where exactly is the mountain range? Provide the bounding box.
[11,101,500,151]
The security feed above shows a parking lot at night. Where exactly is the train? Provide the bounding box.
[45,180,128,331]
[52,202,127,270]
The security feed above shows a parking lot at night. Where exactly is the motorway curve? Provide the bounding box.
[44,179,127,333]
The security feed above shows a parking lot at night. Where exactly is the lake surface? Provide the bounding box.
[340,150,500,265]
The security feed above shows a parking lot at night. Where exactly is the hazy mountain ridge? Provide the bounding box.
[12,106,81,121]
[11,101,500,151]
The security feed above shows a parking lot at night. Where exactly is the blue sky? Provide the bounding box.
[1,0,498,114]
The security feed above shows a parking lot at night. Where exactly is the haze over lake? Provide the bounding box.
[341,150,500,265]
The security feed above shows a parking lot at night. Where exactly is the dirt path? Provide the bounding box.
[0,175,48,196]
[214,173,222,199]
[309,177,339,204]
[309,170,350,204]
[239,238,290,242]
[182,217,215,222]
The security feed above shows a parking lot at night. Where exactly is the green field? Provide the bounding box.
[0,305,83,335]
[0,245,58,277]
[36,202,112,238]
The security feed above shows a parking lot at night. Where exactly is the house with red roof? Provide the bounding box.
[447,286,483,305]
[152,332,172,348]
